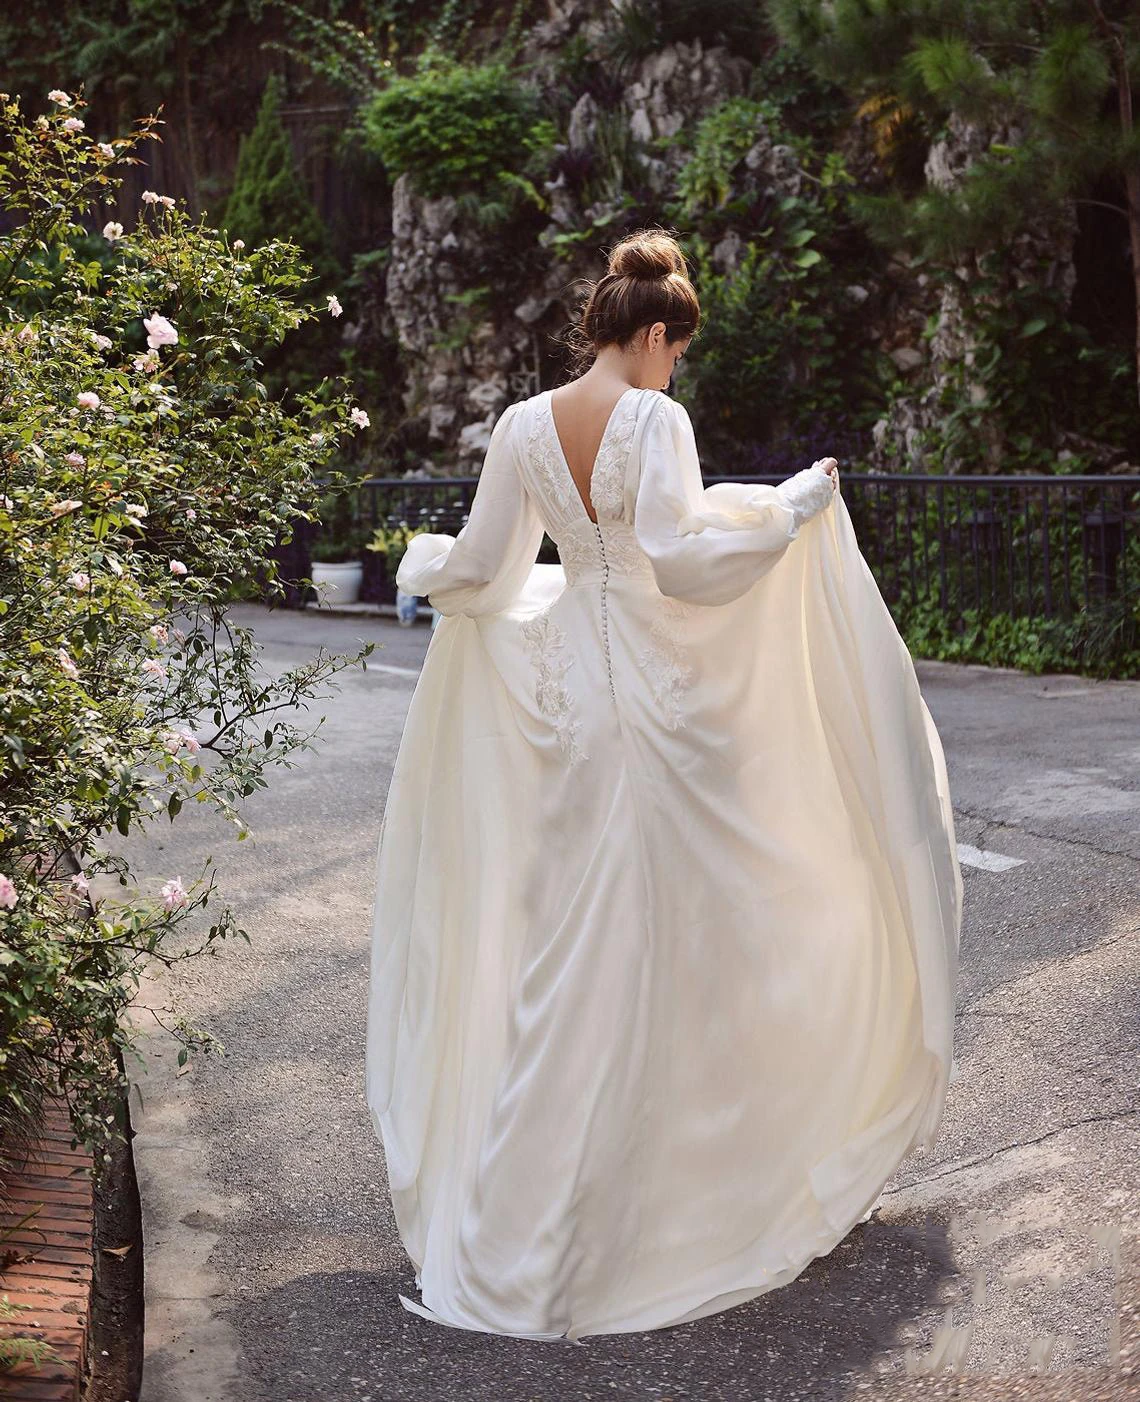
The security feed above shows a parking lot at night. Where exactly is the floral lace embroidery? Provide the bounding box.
[601,523,654,575]
[519,610,586,764]
[637,597,695,730]
[556,522,655,584]
[527,395,579,519]
[557,529,598,580]
[591,391,641,519]
[778,464,836,527]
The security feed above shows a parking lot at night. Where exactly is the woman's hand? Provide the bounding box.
[812,457,840,494]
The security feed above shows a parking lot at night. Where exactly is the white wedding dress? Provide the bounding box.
[364,385,963,1341]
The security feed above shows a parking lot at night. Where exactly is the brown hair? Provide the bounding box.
[562,227,701,377]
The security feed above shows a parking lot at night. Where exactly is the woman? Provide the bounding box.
[365,229,962,1341]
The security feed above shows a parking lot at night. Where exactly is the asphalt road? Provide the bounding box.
[125,605,1139,1402]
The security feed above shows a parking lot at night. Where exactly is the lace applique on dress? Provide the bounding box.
[557,530,598,580]
[779,464,836,528]
[602,523,653,575]
[591,392,640,520]
[637,597,695,730]
[528,395,579,519]
[519,610,586,764]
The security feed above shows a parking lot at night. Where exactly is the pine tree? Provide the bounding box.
[769,0,1140,407]
[223,72,334,277]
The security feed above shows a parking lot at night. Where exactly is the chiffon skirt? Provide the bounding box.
[365,493,962,1339]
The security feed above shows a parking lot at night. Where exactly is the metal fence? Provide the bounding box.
[306,472,1139,628]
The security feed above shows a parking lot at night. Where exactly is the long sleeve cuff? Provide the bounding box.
[777,464,837,529]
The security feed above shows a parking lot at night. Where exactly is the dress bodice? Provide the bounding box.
[555,518,658,588]
[518,386,658,586]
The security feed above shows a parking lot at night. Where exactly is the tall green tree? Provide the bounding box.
[222,72,335,275]
[769,0,1140,407]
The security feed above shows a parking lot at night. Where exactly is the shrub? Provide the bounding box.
[0,89,371,1160]
[671,98,884,457]
[358,54,554,201]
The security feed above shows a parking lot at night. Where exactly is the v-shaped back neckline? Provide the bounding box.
[547,385,638,525]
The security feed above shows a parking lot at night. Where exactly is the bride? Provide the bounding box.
[364,228,962,1341]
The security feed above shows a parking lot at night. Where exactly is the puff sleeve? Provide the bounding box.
[395,402,546,618]
[633,393,837,607]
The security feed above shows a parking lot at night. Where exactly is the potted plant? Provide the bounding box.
[309,488,370,606]
[368,519,432,625]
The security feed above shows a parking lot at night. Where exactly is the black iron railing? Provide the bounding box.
[305,473,1139,629]
[720,473,1139,624]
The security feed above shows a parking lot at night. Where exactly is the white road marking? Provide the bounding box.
[367,661,424,678]
[957,843,1027,873]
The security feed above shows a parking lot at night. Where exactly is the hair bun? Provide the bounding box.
[607,230,687,281]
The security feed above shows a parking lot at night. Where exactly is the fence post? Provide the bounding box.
[1082,505,1124,601]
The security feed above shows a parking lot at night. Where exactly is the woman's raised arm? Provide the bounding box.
[633,393,837,607]
[396,402,546,618]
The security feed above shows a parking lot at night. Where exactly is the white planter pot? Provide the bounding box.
[311,560,363,607]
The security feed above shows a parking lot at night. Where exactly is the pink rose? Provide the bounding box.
[0,874,17,908]
[65,452,85,467]
[103,221,124,241]
[168,559,188,577]
[58,647,80,680]
[350,407,370,429]
[70,872,90,896]
[160,878,188,911]
[76,391,100,410]
[143,313,178,349]
[327,294,343,317]
[68,572,90,591]
[149,623,169,643]
[141,658,167,681]
[164,728,200,755]
[62,116,84,133]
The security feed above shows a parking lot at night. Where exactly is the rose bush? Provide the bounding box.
[0,89,371,1164]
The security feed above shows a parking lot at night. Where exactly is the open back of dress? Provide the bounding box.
[365,387,963,1339]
